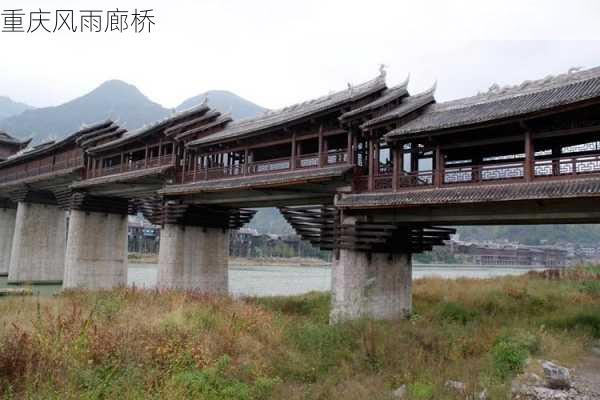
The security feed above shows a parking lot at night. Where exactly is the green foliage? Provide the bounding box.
[438,302,479,325]
[254,292,330,321]
[491,331,539,378]
[171,356,279,400]
[584,264,600,274]
[458,224,600,246]
[548,309,600,338]
[408,382,434,399]
[580,280,600,296]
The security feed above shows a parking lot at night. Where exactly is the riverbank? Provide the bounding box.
[128,254,330,267]
[0,267,598,399]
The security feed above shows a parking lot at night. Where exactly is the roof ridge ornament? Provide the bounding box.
[379,63,387,80]
[347,82,354,97]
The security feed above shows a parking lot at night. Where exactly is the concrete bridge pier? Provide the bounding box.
[0,205,17,276]
[330,249,412,323]
[63,208,129,289]
[8,202,67,284]
[158,224,229,293]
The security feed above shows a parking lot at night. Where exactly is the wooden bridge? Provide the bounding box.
[2,66,600,321]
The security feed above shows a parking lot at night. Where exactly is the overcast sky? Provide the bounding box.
[1,0,600,110]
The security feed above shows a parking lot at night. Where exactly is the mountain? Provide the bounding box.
[0,96,33,120]
[177,90,266,120]
[0,80,170,142]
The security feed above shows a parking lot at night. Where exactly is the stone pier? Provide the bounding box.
[158,224,229,293]
[63,210,128,289]
[8,202,67,284]
[330,250,412,323]
[0,207,17,276]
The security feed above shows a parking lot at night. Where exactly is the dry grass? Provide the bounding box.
[0,268,598,399]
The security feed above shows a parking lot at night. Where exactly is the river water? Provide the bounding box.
[0,263,547,297]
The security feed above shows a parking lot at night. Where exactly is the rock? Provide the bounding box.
[512,385,570,399]
[445,380,466,393]
[542,361,571,390]
[392,384,407,398]
[523,373,545,386]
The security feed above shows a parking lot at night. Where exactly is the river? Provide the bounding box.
[0,263,548,297]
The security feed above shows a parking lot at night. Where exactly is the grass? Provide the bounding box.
[0,268,598,399]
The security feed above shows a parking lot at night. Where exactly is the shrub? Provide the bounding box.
[490,332,539,378]
[439,302,479,325]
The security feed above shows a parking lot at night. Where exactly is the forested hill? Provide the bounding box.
[457,225,600,246]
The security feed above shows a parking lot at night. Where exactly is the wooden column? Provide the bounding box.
[434,145,444,187]
[182,149,187,183]
[368,138,375,192]
[318,124,324,167]
[552,143,561,177]
[193,153,198,182]
[524,131,534,181]
[392,146,401,191]
[291,134,297,170]
[120,152,124,172]
[347,131,353,164]
[144,145,149,168]
[244,148,249,175]
[410,144,419,173]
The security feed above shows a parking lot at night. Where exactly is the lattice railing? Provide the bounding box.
[0,156,84,184]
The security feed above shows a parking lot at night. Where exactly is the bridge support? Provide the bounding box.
[0,206,17,276]
[63,210,128,289]
[330,250,412,323]
[158,224,229,293]
[8,202,67,284]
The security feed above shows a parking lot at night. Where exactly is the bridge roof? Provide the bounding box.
[0,120,115,167]
[187,75,387,148]
[339,77,409,121]
[337,176,600,209]
[87,103,211,154]
[0,131,30,146]
[386,66,600,139]
[361,85,436,129]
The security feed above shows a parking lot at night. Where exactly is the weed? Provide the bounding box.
[438,302,479,324]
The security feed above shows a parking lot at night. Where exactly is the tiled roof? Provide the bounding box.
[387,66,600,138]
[0,131,30,146]
[178,113,232,141]
[160,165,353,194]
[337,176,600,208]
[187,75,387,147]
[362,85,436,129]
[339,77,409,121]
[0,120,115,167]
[87,103,211,154]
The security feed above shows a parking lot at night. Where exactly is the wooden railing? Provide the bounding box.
[353,154,600,193]
[88,154,175,178]
[0,156,84,184]
[186,150,350,183]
